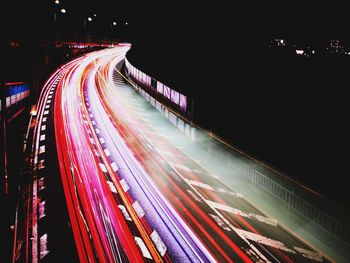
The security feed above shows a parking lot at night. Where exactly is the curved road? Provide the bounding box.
[26,46,331,262]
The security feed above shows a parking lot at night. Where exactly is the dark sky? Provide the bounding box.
[2,1,349,42]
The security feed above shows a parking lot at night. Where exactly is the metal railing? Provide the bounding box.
[209,139,350,248]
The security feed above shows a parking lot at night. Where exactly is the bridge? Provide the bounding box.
[11,45,349,262]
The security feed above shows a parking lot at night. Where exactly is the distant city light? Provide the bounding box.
[93,14,97,17]
[328,39,345,54]
[275,38,286,47]
[60,8,66,14]
[88,17,92,22]
[54,0,60,4]
[269,37,349,57]
[113,21,117,26]
[125,22,128,25]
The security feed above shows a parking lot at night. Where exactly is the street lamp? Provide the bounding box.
[52,0,67,40]
[113,21,117,26]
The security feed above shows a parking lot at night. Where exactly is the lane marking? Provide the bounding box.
[186,179,244,198]
[38,160,45,170]
[236,228,295,254]
[39,145,45,154]
[104,148,111,157]
[186,190,202,202]
[99,163,107,173]
[211,174,220,180]
[132,201,145,218]
[38,177,45,190]
[118,205,132,221]
[107,181,117,193]
[135,237,153,260]
[120,179,129,192]
[209,213,232,232]
[185,179,214,191]
[150,230,167,257]
[110,162,119,172]
[217,188,243,198]
[39,233,49,259]
[206,200,278,227]
[39,201,46,219]
[166,161,191,172]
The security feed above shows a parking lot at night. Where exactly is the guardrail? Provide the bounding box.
[124,69,197,141]
[208,135,350,250]
[124,58,188,113]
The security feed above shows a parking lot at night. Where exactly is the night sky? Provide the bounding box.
[2,1,349,208]
[3,1,349,40]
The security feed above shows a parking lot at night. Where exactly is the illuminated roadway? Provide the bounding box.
[28,46,331,262]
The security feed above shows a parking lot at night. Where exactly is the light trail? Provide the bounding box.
[25,46,331,262]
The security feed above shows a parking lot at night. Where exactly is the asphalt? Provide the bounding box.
[101,68,334,262]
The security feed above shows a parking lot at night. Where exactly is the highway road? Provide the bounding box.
[20,46,331,262]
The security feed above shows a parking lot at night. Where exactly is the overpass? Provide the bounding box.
[12,45,349,262]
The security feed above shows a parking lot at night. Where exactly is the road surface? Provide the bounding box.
[19,46,331,262]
